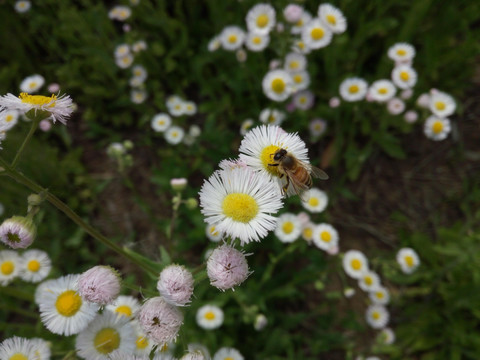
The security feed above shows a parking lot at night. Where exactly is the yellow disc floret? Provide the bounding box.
[320,231,331,242]
[435,101,446,111]
[400,71,410,81]
[115,305,132,317]
[260,144,281,175]
[396,49,407,56]
[135,335,149,349]
[9,354,28,360]
[282,221,294,234]
[55,290,82,317]
[256,14,269,28]
[204,311,216,320]
[405,255,415,267]
[222,193,259,223]
[351,259,362,271]
[27,260,41,272]
[19,93,57,107]
[326,14,337,25]
[228,35,237,44]
[1,261,14,275]
[348,85,359,94]
[271,78,286,94]
[432,121,444,134]
[311,28,325,40]
[94,328,120,354]
[308,197,319,207]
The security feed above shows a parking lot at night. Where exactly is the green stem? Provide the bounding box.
[1,286,34,302]
[0,303,38,319]
[11,118,40,169]
[260,241,301,286]
[0,156,157,276]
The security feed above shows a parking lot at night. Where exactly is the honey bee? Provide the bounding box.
[268,148,328,199]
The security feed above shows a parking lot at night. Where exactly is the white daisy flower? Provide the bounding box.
[309,118,327,138]
[0,110,20,131]
[245,32,270,52]
[114,44,130,58]
[284,53,307,72]
[301,18,333,50]
[213,347,244,360]
[339,77,368,102]
[131,321,156,357]
[259,108,286,126]
[246,3,276,35]
[30,338,51,360]
[368,79,396,102]
[75,311,135,359]
[0,250,22,286]
[34,278,56,305]
[168,100,186,117]
[199,167,283,245]
[238,125,310,197]
[15,1,31,13]
[208,36,222,52]
[358,270,380,292]
[424,115,451,141]
[301,188,328,213]
[377,327,395,345]
[196,305,224,330]
[396,247,420,274]
[108,5,131,21]
[38,274,99,335]
[131,89,147,104]
[301,221,315,243]
[0,92,74,124]
[151,113,172,132]
[19,249,51,283]
[132,40,147,53]
[132,65,148,83]
[206,224,223,242]
[293,90,314,110]
[343,250,369,279]
[387,42,416,63]
[262,69,294,102]
[116,54,134,69]
[184,101,197,116]
[404,110,418,123]
[20,75,45,94]
[0,337,35,359]
[274,213,301,243]
[391,65,417,89]
[366,304,389,329]
[164,126,185,145]
[220,26,245,51]
[429,90,456,118]
[291,11,312,35]
[318,3,347,34]
[106,295,141,319]
[369,285,390,305]
[387,97,406,115]
[291,39,311,55]
[312,223,339,251]
[290,70,311,92]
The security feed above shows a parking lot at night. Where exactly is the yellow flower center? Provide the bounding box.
[94,327,120,354]
[378,87,388,95]
[55,290,82,317]
[228,35,237,44]
[400,71,410,81]
[158,120,165,125]
[29,82,37,90]
[204,311,216,320]
[260,144,281,175]
[350,259,362,271]
[311,27,325,40]
[432,121,444,134]
[19,93,57,107]
[122,57,130,64]
[256,14,269,28]
[297,41,305,50]
[435,101,446,111]
[282,221,295,234]
[405,255,415,267]
[159,343,169,352]
[5,114,14,122]
[9,354,28,360]
[326,14,337,25]
[299,97,307,104]
[364,276,373,285]
[372,311,380,320]
[252,36,262,45]
[396,49,407,56]
[271,78,286,94]
[289,61,299,70]
[135,335,149,349]
[376,292,384,299]
[222,193,259,223]
[303,227,313,239]
[225,358,234,360]
[27,259,41,272]
[348,85,359,94]
[1,261,14,275]
[209,226,219,236]
[320,231,331,242]
[115,305,132,317]
[268,115,276,123]
[296,19,304,27]
[171,131,178,138]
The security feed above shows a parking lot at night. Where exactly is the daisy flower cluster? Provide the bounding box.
[0,249,51,286]
[151,95,201,146]
[418,89,456,141]
[0,336,51,360]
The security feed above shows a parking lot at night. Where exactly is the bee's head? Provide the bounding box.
[273,148,287,161]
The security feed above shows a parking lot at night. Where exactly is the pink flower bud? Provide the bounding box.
[404,110,418,123]
[138,297,183,344]
[77,265,121,305]
[39,119,52,132]
[47,83,60,93]
[157,264,194,306]
[283,4,303,23]
[207,245,250,291]
[329,97,341,108]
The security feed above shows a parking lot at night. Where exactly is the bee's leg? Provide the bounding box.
[282,176,290,195]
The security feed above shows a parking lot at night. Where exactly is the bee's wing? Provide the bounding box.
[310,165,329,180]
[283,167,311,202]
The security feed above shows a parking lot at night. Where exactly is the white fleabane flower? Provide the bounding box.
[116,54,134,69]
[0,337,35,359]
[312,223,338,251]
[358,270,380,292]
[206,224,223,242]
[245,32,270,52]
[114,44,130,58]
[391,65,417,89]
[75,311,135,359]
[368,80,396,102]
[301,221,315,243]
[396,247,420,273]
[199,167,283,246]
[275,213,302,243]
[0,250,22,286]
[366,304,389,329]
[240,119,254,136]
[293,90,314,110]
[290,70,311,92]
[369,285,390,305]
[259,108,285,126]
[220,26,245,51]
[309,118,327,138]
[131,89,147,104]
[387,42,416,64]
[301,18,333,50]
[106,295,140,319]
[0,92,74,124]
[291,11,312,35]
[132,65,148,83]
[387,97,406,115]
[213,347,244,360]
[0,109,19,131]
[196,305,224,330]
[132,40,147,53]
[15,1,31,13]
[343,250,369,279]
[38,274,99,336]
[208,36,221,52]
[151,113,172,132]
[19,249,51,283]
[30,338,51,360]
[108,5,131,21]
[164,126,185,145]
[246,3,276,35]
[318,3,347,34]
[184,101,197,116]
[284,53,307,72]
[20,75,45,94]
[377,327,395,345]
[339,77,368,102]
[301,188,328,213]
[429,91,456,118]
[262,69,294,102]
[424,115,451,141]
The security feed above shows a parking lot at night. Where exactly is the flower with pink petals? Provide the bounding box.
[207,245,250,291]
[0,216,36,249]
[138,297,183,344]
[157,264,194,306]
[283,4,303,23]
[77,265,121,306]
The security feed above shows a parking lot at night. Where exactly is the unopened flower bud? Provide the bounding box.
[77,265,121,305]
[170,178,187,191]
[0,215,37,249]
[185,198,198,210]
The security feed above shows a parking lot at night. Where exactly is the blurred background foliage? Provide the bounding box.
[0,0,479,359]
